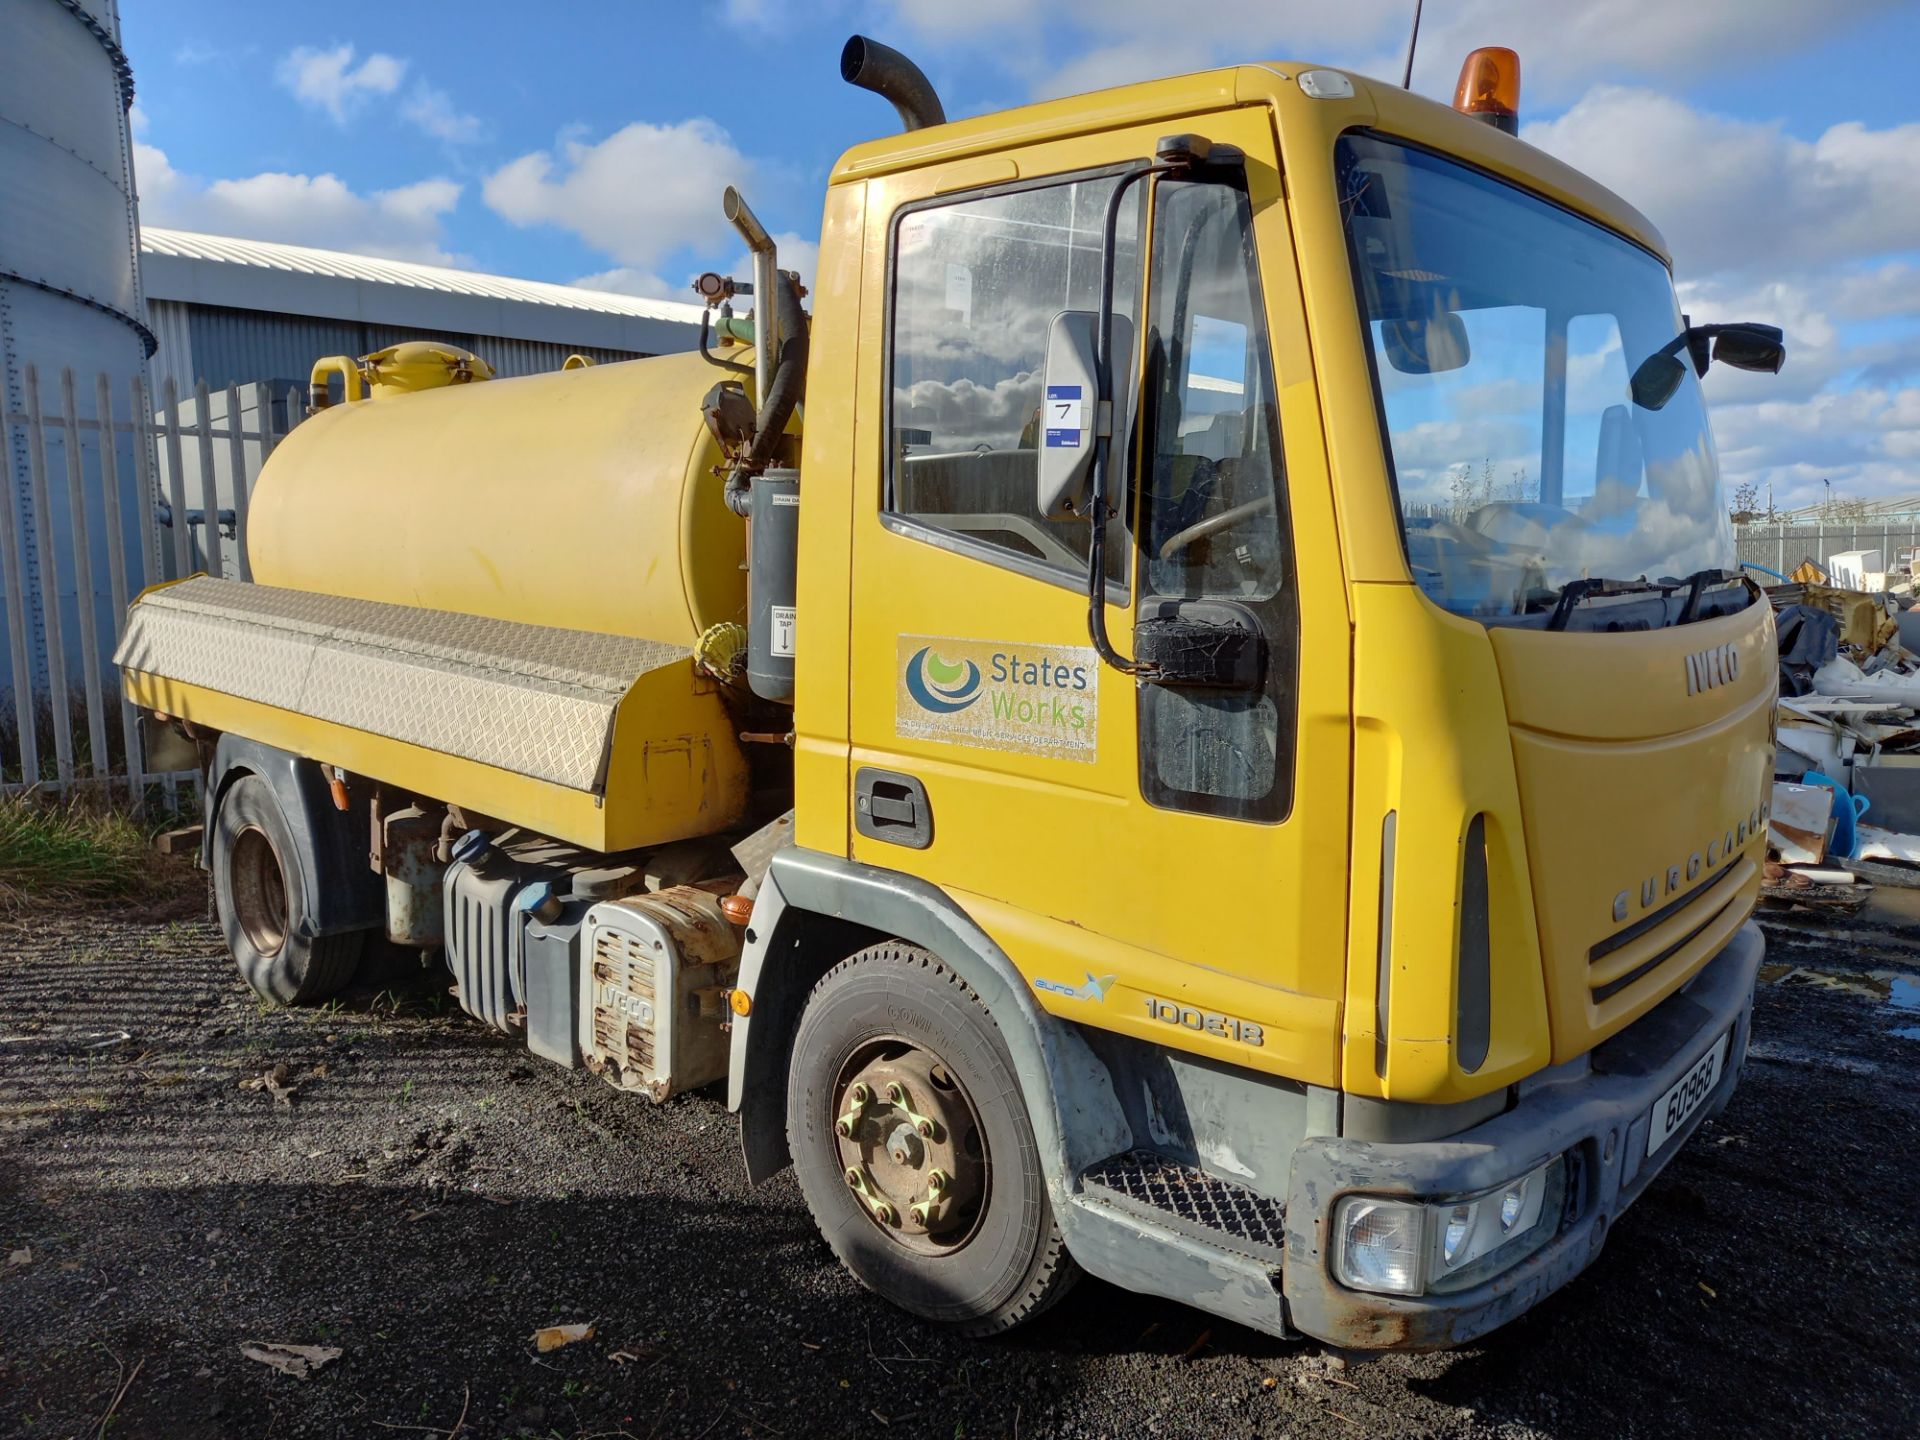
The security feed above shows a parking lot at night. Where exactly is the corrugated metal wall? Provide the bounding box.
[155,303,649,395]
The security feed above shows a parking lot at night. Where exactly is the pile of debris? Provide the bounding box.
[1763,553,1920,907]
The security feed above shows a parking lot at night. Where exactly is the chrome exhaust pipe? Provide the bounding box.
[723,186,777,401]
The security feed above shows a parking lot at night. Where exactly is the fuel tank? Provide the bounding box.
[247,349,748,647]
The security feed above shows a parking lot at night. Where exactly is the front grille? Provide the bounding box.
[1589,860,1746,1001]
[1080,1150,1286,1261]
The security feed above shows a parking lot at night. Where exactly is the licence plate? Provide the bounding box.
[1646,1030,1730,1158]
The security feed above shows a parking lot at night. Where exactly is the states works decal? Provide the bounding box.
[895,635,1098,762]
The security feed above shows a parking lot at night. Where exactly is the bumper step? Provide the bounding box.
[1079,1150,1287,1264]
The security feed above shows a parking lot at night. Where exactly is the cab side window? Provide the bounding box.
[887,175,1140,584]
[1137,178,1297,822]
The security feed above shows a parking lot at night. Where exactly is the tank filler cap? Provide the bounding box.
[362,341,495,397]
[450,829,492,865]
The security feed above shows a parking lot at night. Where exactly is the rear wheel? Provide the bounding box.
[212,773,362,1003]
[787,942,1077,1335]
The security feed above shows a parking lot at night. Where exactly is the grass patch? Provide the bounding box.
[0,797,184,915]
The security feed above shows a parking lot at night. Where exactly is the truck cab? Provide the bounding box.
[120,40,1777,1350]
[744,49,1773,1346]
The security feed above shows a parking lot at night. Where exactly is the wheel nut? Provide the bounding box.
[875,1203,897,1226]
[927,1169,948,1192]
[835,1119,853,1137]
[886,1082,904,1103]
[915,1119,934,1139]
[850,1082,870,1104]
[845,1168,861,1187]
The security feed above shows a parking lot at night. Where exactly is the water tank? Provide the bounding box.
[246,349,749,646]
[0,0,151,719]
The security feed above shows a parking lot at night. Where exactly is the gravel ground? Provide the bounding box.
[1,892,1915,1440]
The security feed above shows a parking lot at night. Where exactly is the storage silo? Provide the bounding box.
[0,0,151,767]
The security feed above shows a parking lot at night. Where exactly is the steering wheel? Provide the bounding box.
[1157,494,1276,559]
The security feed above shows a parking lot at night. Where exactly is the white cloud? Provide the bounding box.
[483,118,757,275]
[1524,89,1920,280]
[134,139,463,265]
[879,0,1898,103]
[276,44,407,125]
[403,85,484,145]
[572,266,680,301]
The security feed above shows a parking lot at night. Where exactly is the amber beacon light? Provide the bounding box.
[1453,47,1520,134]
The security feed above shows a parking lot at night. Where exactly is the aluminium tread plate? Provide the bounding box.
[114,576,689,793]
[1080,1149,1289,1265]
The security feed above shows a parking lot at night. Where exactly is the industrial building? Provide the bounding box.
[141,229,707,401]
[1,0,711,776]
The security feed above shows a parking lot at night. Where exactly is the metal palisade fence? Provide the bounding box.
[1735,520,1920,578]
[1,363,295,805]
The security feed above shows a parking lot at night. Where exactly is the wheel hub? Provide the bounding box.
[833,1044,987,1251]
[229,825,289,958]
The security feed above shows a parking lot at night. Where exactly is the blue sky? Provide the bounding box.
[122,0,1920,509]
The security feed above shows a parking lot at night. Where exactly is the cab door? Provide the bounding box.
[843,105,1352,1088]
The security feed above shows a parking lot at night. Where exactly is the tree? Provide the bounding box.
[1729,478,1761,521]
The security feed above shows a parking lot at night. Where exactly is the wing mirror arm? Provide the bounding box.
[1077,134,1243,679]
[1631,320,1786,410]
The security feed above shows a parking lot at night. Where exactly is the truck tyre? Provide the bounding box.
[787,941,1078,1336]
[212,773,363,1004]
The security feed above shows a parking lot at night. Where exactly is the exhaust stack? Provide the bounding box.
[840,35,946,131]
[722,185,777,402]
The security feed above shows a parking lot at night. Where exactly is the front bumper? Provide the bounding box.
[1283,920,1763,1350]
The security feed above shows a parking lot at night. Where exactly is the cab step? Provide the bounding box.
[1078,1150,1287,1264]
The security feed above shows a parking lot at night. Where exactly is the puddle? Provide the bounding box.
[1761,962,1920,1038]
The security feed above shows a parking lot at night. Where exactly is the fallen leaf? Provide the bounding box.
[1181,1327,1213,1361]
[532,1321,596,1352]
[1261,1376,1278,1390]
[242,1062,298,1107]
[1698,1281,1718,1299]
[7,1247,31,1267]
[240,1342,342,1379]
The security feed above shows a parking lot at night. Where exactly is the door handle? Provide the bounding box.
[855,767,933,849]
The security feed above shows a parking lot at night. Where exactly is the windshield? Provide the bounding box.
[1336,132,1735,623]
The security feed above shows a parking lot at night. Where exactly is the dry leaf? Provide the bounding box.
[240,1342,342,1379]
[7,1247,31,1267]
[532,1321,596,1352]
[242,1062,298,1107]
[1698,1281,1718,1299]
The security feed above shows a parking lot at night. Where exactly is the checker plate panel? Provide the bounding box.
[115,577,688,793]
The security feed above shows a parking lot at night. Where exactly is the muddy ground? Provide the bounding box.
[1,889,1915,1440]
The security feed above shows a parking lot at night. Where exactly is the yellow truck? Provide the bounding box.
[115,37,1785,1348]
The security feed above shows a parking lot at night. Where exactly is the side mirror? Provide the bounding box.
[1631,320,1786,410]
[1383,311,1469,374]
[1038,309,1134,521]
[1630,351,1686,411]
[1711,322,1786,374]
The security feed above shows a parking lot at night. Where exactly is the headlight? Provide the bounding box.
[1332,1156,1566,1297]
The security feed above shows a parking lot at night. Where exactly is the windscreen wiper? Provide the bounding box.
[1540,575,1664,631]
[1672,567,1743,625]
[1540,568,1745,631]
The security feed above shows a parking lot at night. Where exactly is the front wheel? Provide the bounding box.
[786,942,1077,1336]
[212,773,363,1004]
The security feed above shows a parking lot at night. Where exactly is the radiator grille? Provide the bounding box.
[589,926,657,1073]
